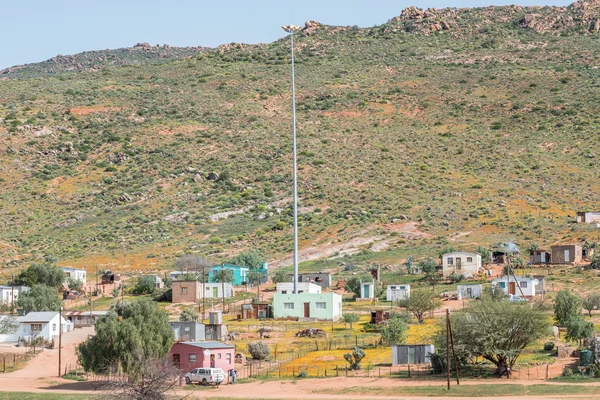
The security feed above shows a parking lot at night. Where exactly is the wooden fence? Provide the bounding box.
[0,350,42,373]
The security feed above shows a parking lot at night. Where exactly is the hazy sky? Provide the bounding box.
[0,0,572,69]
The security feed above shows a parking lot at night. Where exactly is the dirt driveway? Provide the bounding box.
[0,326,93,390]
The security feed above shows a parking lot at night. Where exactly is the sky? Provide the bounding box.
[0,0,573,70]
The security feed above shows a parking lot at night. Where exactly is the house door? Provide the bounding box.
[303,302,310,318]
[564,250,570,262]
[509,282,516,295]
[408,347,416,364]
[213,287,218,298]
[363,285,370,298]
[456,258,462,270]
[466,288,472,297]
[173,354,180,369]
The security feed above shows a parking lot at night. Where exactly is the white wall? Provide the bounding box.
[200,283,232,298]
[386,285,410,301]
[442,252,482,277]
[276,282,321,294]
[0,287,19,305]
[492,276,537,297]
[62,268,87,284]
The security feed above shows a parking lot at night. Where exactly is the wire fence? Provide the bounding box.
[0,350,42,373]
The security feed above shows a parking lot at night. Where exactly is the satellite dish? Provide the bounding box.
[204,349,210,357]
[533,279,539,285]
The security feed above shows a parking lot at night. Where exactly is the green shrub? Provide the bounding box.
[543,342,555,351]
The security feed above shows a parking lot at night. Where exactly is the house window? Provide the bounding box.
[52,324,56,331]
[284,302,294,310]
[466,257,473,262]
[189,354,197,363]
[520,281,528,288]
[226,353,232,364]
[281,290,287,294]
[316,302,326,309]
[499,282,506,288]
[390,286,396,290]
[181,287,188,294]
[184,327,190,332]
[218,353,221,359]
[447,257,453,265]
[31,324,42,332]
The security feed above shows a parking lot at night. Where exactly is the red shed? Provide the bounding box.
[169,341,235,373]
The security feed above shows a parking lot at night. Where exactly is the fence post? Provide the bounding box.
[379,367,381,378]
[336,365,339,377]
[546,364,549,380]
[408,364,411,378]
[345,366,348,377]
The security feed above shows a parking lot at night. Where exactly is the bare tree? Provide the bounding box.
[0,316,18,335]
[174,255,210,281]
[101,358,187,400]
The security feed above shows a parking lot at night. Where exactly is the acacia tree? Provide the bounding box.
[16,284,61,314]
[179,308,197,322]
[448,301,549,376]
[582,294,600,317]
[0,316,18,335]
[230,251,263,269]
[404,290,441,323]
[174,254,209,280]
[342,313,360,329]
[379,317,408,346]
[271,269,288,284]
[554,289,582,326]
[14,263,65,288]
[77,298,173,375]
[210,268,234,283]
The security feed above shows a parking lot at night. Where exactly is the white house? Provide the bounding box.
[276,282,321,294]
[0,286,18,306]
[386,285,410,302]
[358,280,376,300]
[0,312,74,343]
[169,271,198,281]
[61,267,87,285]
[456,284,482,299]
[200,283,233,298]
[442,252,482,278]
[492,276,538,298]
[150,274,164,289]
[273,292,342,321]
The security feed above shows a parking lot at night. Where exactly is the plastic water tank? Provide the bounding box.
[580,350,593,366]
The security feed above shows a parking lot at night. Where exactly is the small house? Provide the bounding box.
[150,275,164,289]
[208,264,249,286]
[170,321,205,342]
[0,286,21,306]
[63,310,108,328]
[392,344,435,365]
[530,249,551,265]
[550,245,582,264]
[169,342,235,373]
[294,272,331,288]
[492,276,539,298]
[171,281,233,303]
[18,312,73,343]
[101,271,120,284]
[241,302,272,319]
[491,242,520,264]
[442,252,482,278]
[61,267,87,285]
[456,284,482,299]
[577,212,600,224]
[276,282,321,294]
[358,280,376,300]
[386,285,410,302]
[272,292,342,321]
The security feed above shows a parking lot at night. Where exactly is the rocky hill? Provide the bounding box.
[1,1,600,274]
[0,43,209,78]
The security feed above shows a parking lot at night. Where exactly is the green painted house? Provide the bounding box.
[272,292,342,321]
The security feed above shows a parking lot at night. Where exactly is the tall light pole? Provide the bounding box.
[282,24,302,295]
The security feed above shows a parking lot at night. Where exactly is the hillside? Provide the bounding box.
[1,1,600,275]
[0,43,209,78]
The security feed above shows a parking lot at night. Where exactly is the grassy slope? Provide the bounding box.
[1,3,600,276]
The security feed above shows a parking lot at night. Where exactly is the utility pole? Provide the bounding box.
[58,305,63,377]
[447,308,459,385]
[202,263,206,322]
[221,263,225,314]
[95,265,99,295]
[446,308,450,390]
[282,24,302,295]
[11,275,14,316]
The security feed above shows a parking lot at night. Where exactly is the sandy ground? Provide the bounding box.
[0,326,93,389]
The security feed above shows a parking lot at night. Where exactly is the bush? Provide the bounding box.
[247,342,270,360]
[297,370,308,378]
[543,342,555,351]
[562,367,574,377]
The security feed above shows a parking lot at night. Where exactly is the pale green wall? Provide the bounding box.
[272,292,342,321]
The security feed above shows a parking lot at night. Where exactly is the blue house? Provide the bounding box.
[208,263,268,286]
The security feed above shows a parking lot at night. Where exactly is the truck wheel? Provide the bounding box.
[202,378,208,386]
[185,377,191,385]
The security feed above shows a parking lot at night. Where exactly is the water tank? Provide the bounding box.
[580,350,593,366]
[209,311,222,325]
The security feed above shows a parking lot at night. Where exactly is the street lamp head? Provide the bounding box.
[282,25,302,33]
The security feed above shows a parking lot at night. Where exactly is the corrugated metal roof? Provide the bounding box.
[20,312,60,322]
[63,311,109,316]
